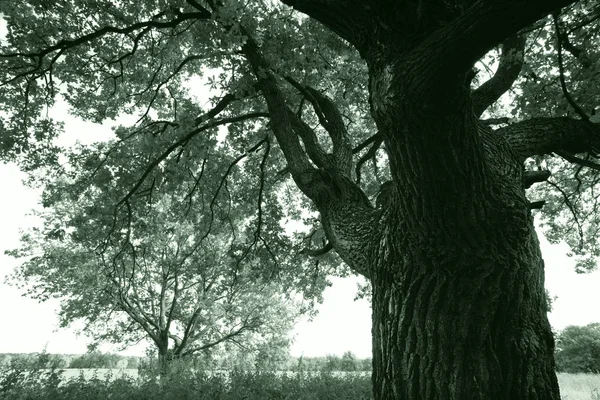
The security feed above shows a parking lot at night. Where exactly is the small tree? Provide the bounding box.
[323,354,341,372]
[555,323,600,373]
[8,140,309,372]
[340,351,358,372]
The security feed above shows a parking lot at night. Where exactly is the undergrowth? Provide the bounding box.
[0,356,373,400]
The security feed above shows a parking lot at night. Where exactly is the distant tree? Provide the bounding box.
[254,336,291,371]
[7,140,312,371]
[36,353,68,369]
[360,357,372,372]
[340,351,358,372]
[126,357,141,370]
[323,354,341,372]
[69,352,120,369]
[555,323,600,373]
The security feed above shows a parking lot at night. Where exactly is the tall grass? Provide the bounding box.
[558,373,600,400]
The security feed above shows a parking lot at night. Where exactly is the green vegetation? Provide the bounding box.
[0,354,372,400]
[2,354,600,400]
[0,351,372,372]
[556,324,600,374]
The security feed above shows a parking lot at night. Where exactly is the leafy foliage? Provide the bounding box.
[555,323,600,373]
[6,127,323,360]
[0,1,599,273]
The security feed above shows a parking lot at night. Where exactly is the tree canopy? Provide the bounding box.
[1,1,599,271]
[6,106,328,361]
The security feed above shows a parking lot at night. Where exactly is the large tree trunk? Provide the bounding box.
[364,48,560,397]
[370,210,558,399]
[249,2,579,398]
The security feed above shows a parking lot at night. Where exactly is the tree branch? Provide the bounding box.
[499,117,600,161]
[353,133,381,154]
[529,200,546,210]
[472,34,526,117]
[481,117,510,126]
[523,170,551,188]
[1,11,211,85]
[117,112,268,207]
[241,29,313,175]
[278,0,373,52]
[355,134,383,185]
[555,150,600,171]
[285,108,330,169]
[284,76,353,175]
[301,241,333,257]
[552,12,592,121]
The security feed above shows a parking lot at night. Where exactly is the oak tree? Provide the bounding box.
[8,137,307,369]
[2,0,600,398]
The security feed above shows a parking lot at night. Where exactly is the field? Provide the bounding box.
[558,373,600,400]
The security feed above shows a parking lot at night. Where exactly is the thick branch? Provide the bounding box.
[278,0,373,51]
[301,241,333,257]
[195,93,236,125]
[481,117,510,126]
[285,109,330,169]
[355,134,383,185]
[241,30,312,175]
[284,76,353,175]
[499,117,600,161]
[431,1,576,75]
[239,23,379,278]
[472,34,526,117]
[523,170,551,188]
[529,200,546,210]
[353,133,381,154]
[554,150,600,171]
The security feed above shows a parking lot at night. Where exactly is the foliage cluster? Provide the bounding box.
[555,323,600,373]
[0,354,373,400]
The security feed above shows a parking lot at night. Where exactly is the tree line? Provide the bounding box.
[0,351,373,372]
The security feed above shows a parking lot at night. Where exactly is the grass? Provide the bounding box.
[558,373,600,400]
